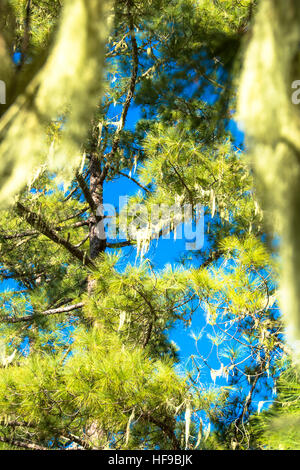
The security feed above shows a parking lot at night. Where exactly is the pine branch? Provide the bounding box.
[200,250,222,268]
[142,322,153,348]
[0,229,37,240]
[0,219,89,241]
[15,202,95,268]
[168,161,194,203]
[0,419,29,427]
[144,413,181,450]
[0,435,48,450]
[0,302,84,324]
[106,240,133,248]
[117,171,150,193]
[76,172,98,214]
[57,207,89,224]
[63,185,79,202]
[66,433,94,450]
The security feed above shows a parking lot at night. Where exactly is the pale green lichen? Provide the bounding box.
[0,0,113,205]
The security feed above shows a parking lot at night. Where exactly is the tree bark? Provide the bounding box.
[87,154,106,294]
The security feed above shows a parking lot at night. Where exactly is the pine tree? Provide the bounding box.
[0,0,286,451]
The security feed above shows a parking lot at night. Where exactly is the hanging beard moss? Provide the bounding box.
[0,0,113,206]
[238,0,300,358]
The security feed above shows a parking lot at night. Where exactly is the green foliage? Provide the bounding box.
[83,254,191,356]
[0,0,292,452]
[0,327,190,449]
[249,363,300,449]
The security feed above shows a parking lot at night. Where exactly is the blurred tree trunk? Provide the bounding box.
[0,0,113,206]
[238,0,300,356]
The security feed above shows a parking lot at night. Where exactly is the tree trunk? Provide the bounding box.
[87,154,106,294]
